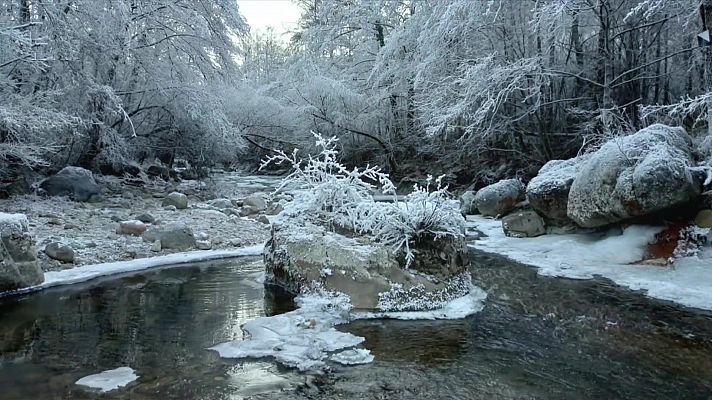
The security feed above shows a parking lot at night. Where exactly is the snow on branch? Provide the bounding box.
[261,132,465,266]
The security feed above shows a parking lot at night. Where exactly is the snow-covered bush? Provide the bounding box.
[261,132,465,266]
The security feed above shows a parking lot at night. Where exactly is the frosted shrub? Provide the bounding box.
[261,132,465,266]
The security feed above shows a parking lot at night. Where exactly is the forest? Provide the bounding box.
[2,0,710,188]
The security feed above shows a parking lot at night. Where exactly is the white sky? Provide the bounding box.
[236,0,302,37]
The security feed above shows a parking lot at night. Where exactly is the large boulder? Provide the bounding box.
[567,124,702,228]
[264,222,471,311]
[526,157,587,223]
[39,166,101,202]
[473,179,524,217]
[0,213,43,291]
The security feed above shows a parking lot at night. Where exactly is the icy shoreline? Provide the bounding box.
[0,245,264,297]
[468,215,712,311]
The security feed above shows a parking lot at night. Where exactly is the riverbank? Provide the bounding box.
[468,215,712,311]
[0,173,279,272]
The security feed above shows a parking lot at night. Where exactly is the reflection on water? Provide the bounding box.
[0,258,297,400]
[301,251,712,400]
[2,250,712,400]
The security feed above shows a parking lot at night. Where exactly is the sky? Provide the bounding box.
[236,0,303,37]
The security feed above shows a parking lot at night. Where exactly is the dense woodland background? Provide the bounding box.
[1,0,710,189]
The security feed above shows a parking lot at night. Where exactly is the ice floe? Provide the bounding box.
[75,367,138,392]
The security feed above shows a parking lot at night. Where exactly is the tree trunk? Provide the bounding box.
[703,1,712,136]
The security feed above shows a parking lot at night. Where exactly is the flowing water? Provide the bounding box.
[1,251,712,399]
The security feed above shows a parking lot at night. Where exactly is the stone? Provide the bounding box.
[264,222,471,311]
[150,241,161,252]
[526,156,587,223]
[163,205,177,212]
[162,192,188,209]
[144,223,196,251]
[473,179,525,217]
[207,198,233,209]
[502,211,546,238]
[116,220,147,236]
[568,124,702,228]
[694,209,712,228]
[243,195,267,212]
[47,218,62,225]
[134,213,155,224]
[257,215,270,225]
[239,205,261,217]
[63,224,79,230]
[0,213,43,291]
[195,231,209,241]
[459,190,477,215]
[266,203,284,216]
[44,242,75,264]
[196,240,212,250]
[146,165,170,180]
[39,166,101,202]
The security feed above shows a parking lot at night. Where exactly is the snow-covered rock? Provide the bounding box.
[473,179,524,217]
[526,156,586,223]
[502,210,546,238]
[161,192,188,209]
[0,213,43,291]
[39,166,101,202]
[568,124,702,227]
[459,190,477,215]
[264,222,471,311]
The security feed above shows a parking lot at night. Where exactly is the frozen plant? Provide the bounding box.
[354,175,465,267]
[259,131,395,227]
[262,132,465,267]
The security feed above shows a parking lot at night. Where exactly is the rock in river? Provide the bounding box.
[264,221,471,311]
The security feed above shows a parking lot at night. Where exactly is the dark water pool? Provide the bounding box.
[1,252,712,400]
[0,258,298,399]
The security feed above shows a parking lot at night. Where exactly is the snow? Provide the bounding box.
[330,349,374,365]
[356,283,488,320]
[75,367,138,392]
[468,215,712,310]
[0,245,264,296]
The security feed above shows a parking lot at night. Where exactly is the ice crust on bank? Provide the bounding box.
[0,245,263,296]
[468,215,712,310]
[210,283,488,371]
[75,367,138,392]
